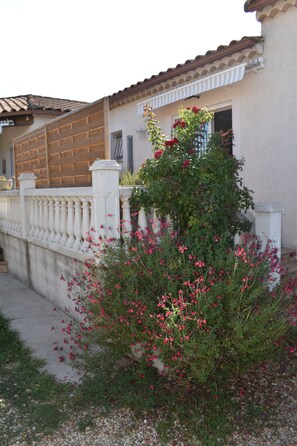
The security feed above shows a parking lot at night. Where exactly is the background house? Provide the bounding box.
[0,94,87,180]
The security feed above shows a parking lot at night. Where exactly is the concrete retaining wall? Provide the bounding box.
[0,232,83,317]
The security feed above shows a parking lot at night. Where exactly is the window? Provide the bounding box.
[213,109,232,133]
[171,107,232,155]
[111,131,123,162]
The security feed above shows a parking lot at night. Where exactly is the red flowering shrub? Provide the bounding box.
[68,229,294,387]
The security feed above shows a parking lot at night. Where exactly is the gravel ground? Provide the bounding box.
[1,356,296,446]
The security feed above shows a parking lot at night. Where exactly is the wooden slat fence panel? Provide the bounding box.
[14,98,109,188]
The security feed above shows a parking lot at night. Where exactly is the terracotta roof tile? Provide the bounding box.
[109,36,262,105]
[244,0,278,12]
[0,94,87,115]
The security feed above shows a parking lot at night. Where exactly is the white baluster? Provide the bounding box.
[152,208,161,234]
[73,197,82,250]
[4,198,8,228]
[121,195,132,240]
[48,198,55,242]
[66,198,75,248]
[29,198,35,236]
[81,198,91,252]
[34,198,40,238]
[38,197,44,239]
[138,207,148,231]
[12,197,16,230]
[10,197,16,230]
[60,198,68,246]
[43,198,50,240]
[54,198,61,244]
[16,198,22,232]
[166,214,174,231]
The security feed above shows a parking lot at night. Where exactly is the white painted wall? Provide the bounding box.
[109,6,297,248]
[239,7,297,248]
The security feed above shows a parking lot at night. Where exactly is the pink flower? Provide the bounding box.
[154,149,163,159]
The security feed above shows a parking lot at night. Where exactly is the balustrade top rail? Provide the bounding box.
[23,187,93,198]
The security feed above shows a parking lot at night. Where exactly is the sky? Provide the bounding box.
[1,0,261,103]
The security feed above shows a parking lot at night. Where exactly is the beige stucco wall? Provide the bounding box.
[0,114,59,178]
[239,7,297,248]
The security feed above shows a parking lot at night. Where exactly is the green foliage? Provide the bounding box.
[0,312,71,442]
[133,106,254,250]
[119,170,143,186]
[71,231,292,388]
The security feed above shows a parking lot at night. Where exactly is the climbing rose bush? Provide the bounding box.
[133,105,254,252]
[68,228,295,387]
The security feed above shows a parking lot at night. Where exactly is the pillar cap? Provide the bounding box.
[255,202,285,213]
[89,159,122,172]
[18,173,37,181]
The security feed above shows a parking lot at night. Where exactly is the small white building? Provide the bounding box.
[107,0,297,249]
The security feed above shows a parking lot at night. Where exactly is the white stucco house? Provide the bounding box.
[107,0,297,250]
[1,0,297,311]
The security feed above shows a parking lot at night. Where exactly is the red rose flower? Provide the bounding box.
[173,120,186,129]
[154,149,163,159]
[182,159,191,169]
[165,138,178,147]
[192,106,199,114]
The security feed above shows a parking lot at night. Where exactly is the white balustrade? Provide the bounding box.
[0,161,163,257]
[0,192,21,234]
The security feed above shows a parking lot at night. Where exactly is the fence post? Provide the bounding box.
[18,173,37,239]
[89,159,121,240]
[255,202,284,257]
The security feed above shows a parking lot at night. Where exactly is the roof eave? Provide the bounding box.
[0,110,65,119]
[109,37,263,106]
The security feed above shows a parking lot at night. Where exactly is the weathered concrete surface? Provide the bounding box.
[0,273,83,383]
